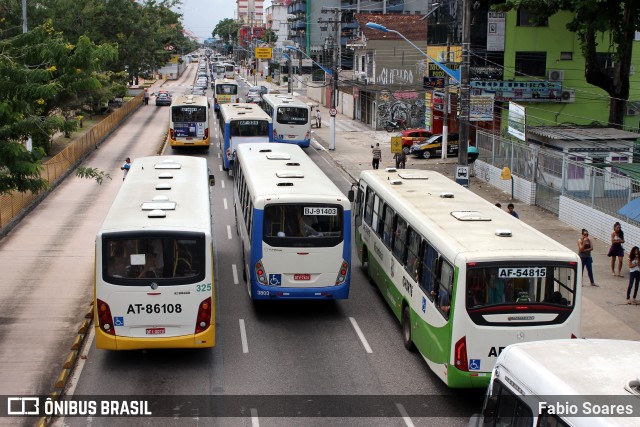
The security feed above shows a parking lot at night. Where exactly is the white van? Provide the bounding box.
[469,339,640,427]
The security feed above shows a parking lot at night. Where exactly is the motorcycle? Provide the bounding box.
[385,118,407,132]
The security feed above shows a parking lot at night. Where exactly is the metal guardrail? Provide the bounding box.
[0,94,142,230]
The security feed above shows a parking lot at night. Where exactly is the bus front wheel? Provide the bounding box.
[402,305,415,351]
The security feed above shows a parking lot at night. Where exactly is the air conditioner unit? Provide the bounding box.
[357,72,368,84]
[548,69,564,81]
[560,89,575,103]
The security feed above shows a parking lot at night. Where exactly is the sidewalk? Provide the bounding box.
[251,75,640,341]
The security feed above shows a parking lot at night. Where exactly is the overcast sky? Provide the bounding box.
[179,0,272,42]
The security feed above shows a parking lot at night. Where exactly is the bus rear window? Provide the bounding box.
[263,204,343,247]
[171,106,206,122]
[102,234,205,285]
[276,107,309,125]
[230,120,270,137]
[466,265,576,309]
[216,84,238,95]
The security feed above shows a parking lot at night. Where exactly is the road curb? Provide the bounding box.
[38,303,94,426]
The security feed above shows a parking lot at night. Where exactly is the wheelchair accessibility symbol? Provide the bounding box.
[269,274,282,287]
[469,359,481,371]
[114,317,124,327]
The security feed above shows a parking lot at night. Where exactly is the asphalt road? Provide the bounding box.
[20,66,485,427]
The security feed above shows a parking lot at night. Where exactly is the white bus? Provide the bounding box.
[353,169,581,388]
[94,156,215,350]
[233,143,352,300]
[213,78,239,113]
[219,103,273,172]
[169,94,211,149]
[470,339,640,427]
[211,63,226,82]
[222,62,235,79]
[260,94,311,148]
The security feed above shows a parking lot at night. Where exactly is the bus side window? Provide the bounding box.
[392,216,408,262]
[382,204,395,248]
[405,228,423,282]
[419,243,438,299]
[436,260,453,318]
[364,188,374,226]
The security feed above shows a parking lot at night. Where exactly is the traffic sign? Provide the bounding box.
[455,165,470,187]
[391,137,403,154]
[254,47,272,59]
[329,108,337,116]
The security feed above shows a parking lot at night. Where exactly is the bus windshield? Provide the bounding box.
[171,106,206,122]
[276,107,309,125]
[466,264,576,309]
[103,234,205,285]
[230,120,270,137]
[216,84,238,95]
[263,204,343,247]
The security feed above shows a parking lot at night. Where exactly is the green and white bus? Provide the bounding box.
[353,169,581,388]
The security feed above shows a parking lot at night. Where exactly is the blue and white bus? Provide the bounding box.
[233,143,352,300]
[219,103,273,172]
[260,94,311,147]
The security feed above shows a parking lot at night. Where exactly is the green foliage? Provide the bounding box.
[213,18,240,43]
[75,166,112,185]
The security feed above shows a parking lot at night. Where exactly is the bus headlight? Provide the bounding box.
[335,260,349,285]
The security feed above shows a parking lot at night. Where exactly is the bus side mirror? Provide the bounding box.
[348,189,354,203]
[209,174,215,186]
[482,396,498,420]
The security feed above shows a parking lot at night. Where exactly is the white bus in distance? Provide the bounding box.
[94,156,216,350]
[469,339,640,427]
[260,94,311,147]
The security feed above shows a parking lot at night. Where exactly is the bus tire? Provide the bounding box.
[402,305,415,351]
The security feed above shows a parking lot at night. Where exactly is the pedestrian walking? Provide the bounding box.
[394,150,406,169]
[608,221,625,277]
[121,157,131,181]
[578,228,598,287]
[371,143,381,170]
[627,246,640,304]
[143,89,150,105]
[507,203,519,219]
[316,109,322,128]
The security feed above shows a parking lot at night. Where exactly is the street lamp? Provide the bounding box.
[286,45,337,150]
[366,8,471,182]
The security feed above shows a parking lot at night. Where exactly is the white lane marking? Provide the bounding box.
[349,317,372,353]
[232,264,239,284]
[219,164,222,172]
[395,403,415,427]
[227,225,232,239]
[217,152,221,158]
[239,319,249,353]
[221,180,225,189]
[223,198,228,210]
[312,138,326,151]
[251,408,259,427]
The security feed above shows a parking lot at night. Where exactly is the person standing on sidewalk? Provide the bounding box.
[578,229,598,287]
[608,222,625,277]
[394,150,406,169]
[143,89,150,105]
[627,246,640,304]
[316,109,322,128]
[121,157,131,181]
[371,143,382,169]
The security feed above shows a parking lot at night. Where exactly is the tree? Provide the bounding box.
[262,28,278,45]
[213,18,240,44]
[498,0,640,128]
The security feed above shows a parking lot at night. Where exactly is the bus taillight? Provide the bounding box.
[454,336,469,371]
[97,299,115,336]
[204,128,209,140]
[335,260,349,285]
[255,261,267,284]
[195,297,212,334]
[170,129,174,140]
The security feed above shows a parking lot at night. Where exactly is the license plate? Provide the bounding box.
[294,274,311,280]
[287,135,296,138]
[146,328,165,335]
[186,137,193,140]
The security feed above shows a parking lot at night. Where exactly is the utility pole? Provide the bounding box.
[288,55,293,94]
[442,36,450,160]
[21,0,27,33]
[458,0,471,167]
[319,7,343,151]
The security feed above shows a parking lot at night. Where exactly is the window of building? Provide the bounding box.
[515,51,547,77]
[567,155,585,180]
[559,52,573,61]
[517,8,548,26]
[611,156,629,176]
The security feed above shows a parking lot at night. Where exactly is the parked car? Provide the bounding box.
[155,92,172,106]
[246,94,261,104]
[410,133,459,159]
[399,128,433,154]
[247,86,262,98]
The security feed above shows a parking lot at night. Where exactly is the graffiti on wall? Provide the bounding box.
[377,68,414,85]
[376,90,426,130]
